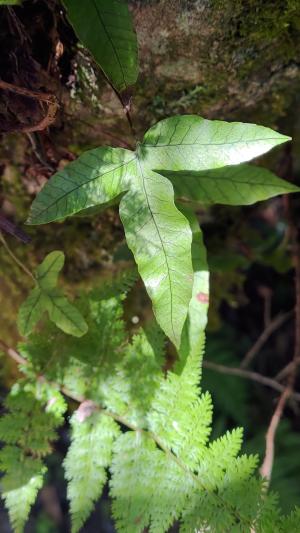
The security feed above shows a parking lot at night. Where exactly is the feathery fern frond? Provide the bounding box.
[99,326,166,427]
[64,409,119,533]
[19,272,131,385]
[89,268,138,301]
[0,385,66,533]
[4,276,300,532]
[109,333,283,533]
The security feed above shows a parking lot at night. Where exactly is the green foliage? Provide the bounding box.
[2,3,300,532]
[27,115,292,349]
[64,410,120,533]
[0,277,298,532]
[0,385,66,533]
[161,164,299,206]
[18,251,88,337]
[62,0,138,94]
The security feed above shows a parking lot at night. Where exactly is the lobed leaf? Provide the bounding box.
[141,115,290,171]
[17,251,88,337]
[27,115,293,348]
[28,147,134,225]
[160,164,300,206]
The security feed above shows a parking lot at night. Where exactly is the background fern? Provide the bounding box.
[0,385,66,532]
[0,277,298,532]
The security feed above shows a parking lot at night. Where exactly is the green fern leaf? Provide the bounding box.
[0,387,65,533]
[100,327,165,426]
[64,410,120,533]
[0,449,45,533]
[110,431,192,533]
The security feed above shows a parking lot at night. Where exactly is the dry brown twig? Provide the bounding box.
[260,387,291,483]
[203,360,300,401]
[0,79,59,133]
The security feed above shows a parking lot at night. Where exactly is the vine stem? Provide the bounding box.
[0,232,35,282]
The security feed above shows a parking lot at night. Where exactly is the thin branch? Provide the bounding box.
[0,232,35,281]
[0,79,59,133]
[0,339,27,367]
[260,149,300,486]
[275,359,299,382]
[260,387,291,484]
[203,360,300,402]
[240,311,293,369]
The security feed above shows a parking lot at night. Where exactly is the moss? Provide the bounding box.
[132,0,300,128]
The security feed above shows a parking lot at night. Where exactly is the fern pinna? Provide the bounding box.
[0,263,299,533]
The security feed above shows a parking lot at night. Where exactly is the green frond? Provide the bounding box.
[0,447,46,533]
[99,327,165,426]
[281,507,300,532]
[0,390,63,457]
[110,431,192,533]
[7,282,300,532]
[64,410,119,533]
[0,386,65,533]
[147,334,210,467]
[89,268,138,301]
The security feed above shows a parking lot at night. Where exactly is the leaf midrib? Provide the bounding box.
[136,156,176,342]
[143,136,285,148]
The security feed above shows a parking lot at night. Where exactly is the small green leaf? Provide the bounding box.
[17,251,88,338]
[62,0,138,94]
[141,115,290,171]
[159,164,300,206]
[36,250,64,290]
[44,289,89,337]
[18,287,48,338]
[28,147,134,225]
